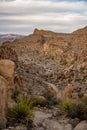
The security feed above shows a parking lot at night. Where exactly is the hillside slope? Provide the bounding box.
[1,27,87,99]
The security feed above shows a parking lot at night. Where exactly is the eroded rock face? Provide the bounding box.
[0,59,15,87]
[0,45,18,65]
[0,75,7,129]
[0,59,24,129]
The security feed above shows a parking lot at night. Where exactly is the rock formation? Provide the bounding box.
[0,59,24,129]
[0,76,7,129]
[0,59,15,88]
[0,45,18,65]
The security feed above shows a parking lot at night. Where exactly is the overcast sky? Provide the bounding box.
[0,0,87,35]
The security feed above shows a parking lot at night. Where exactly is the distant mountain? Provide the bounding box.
[0,34,24,44]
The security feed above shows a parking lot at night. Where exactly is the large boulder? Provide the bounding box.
[0,59,15,87]
[74,121,87,130]
[0,75,7,129]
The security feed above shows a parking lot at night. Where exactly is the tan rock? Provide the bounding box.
[0,59,15,87]
[74,121,87,130]
[14,73,24,90]
[0,75,7,129]
[62,84,73,99]
[0,45,18,65]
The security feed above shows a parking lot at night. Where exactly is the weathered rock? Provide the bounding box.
[15,125,27,130]
[33,111,52,127]
[64,124,73,130]
[62,84,73,99]
[0,59,15,87]
[14,73,24,90]
[43,119,63,130]
[0,45,18,65]
[34,110,73,130]
[0,75,7,129]
[74,121,87,130]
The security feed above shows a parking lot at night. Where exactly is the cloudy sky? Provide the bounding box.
[0,0,87,35]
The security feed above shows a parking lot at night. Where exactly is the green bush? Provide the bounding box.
[58,99,74,115]
[7,96,34,125]
[58,99,87,120]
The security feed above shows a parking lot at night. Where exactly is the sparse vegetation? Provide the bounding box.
[7,96,34,126]
[69,101,87,120]
[57,98,87,120]
[58,99,74,115]
[32,97,48,107]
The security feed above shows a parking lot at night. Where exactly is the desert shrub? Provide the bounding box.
[7,96,34,126]
[32,97,48,107]
[43,90,60,107]
[69,102,87,120]
[58,99,87,120]
[58,99,74,115]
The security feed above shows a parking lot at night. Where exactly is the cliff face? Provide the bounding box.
[1,26,87,100]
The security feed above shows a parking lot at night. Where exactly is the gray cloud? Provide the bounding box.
[0,0,87,34]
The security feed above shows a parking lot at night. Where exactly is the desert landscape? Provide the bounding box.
[0,26,87,130]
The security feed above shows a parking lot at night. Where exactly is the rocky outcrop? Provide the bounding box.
[0,76,7,129]
[0,59,24,129]
[0,59,15,87]
[0,45,18,65]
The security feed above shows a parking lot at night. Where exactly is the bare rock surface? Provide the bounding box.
[0,75,7,129]
[33,110,73,130]
[0,59,15,87]
[74,121,87,130]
